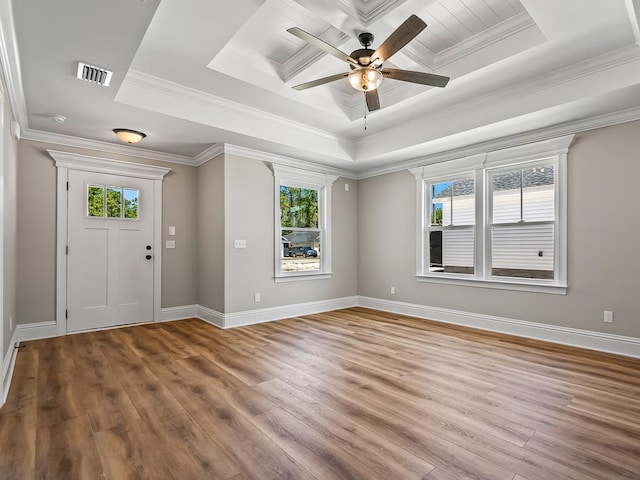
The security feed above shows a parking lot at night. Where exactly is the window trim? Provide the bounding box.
[410,135,573,294]
[272,164,337,282]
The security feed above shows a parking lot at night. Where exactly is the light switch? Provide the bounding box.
[234,239,246,249]
[166,240,176,249]
[168,226,176,236]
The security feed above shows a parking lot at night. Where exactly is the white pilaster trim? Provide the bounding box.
[152,178,163,323]
[55,165,68,336]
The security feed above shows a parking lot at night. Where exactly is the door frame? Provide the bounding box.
[49,150,170,336]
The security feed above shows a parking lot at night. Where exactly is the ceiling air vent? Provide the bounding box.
[76,62,113,87]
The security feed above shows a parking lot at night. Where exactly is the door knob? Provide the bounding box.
[146,245,152,250]
[146,255,152,260]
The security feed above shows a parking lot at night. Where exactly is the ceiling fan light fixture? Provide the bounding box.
[348,67,382,92]
[113,128,146,144]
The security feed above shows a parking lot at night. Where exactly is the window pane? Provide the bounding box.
[492,171,522,224]
[124,188,139,219]
[106,187,122,218]
[523,165,554,222]
[430,178,474,226]
[491,224,554,279]
[429,228,474,274]
[430,182,449,225]
[87,185,104,217]
[280,186,319,228]
[281,229,320,272]
[452,179,475,225]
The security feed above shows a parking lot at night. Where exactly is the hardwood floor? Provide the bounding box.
[2,307,640,480]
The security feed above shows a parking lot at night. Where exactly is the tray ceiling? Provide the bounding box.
[4,0,640,174]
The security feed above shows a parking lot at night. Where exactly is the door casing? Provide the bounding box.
[50,150,170,336]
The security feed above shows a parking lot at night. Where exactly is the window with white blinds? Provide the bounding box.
[411,135,573,294]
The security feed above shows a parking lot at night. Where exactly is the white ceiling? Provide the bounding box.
[3,0,640,175]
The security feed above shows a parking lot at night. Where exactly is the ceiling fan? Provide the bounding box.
[287,15,450,112]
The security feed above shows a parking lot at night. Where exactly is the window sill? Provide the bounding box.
[275,272,333,283]
[416,274,567,295]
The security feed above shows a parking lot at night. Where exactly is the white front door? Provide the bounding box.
[67,170,155,332]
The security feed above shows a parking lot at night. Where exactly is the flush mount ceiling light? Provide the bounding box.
[113,128,146,144]
[348,67,383,92]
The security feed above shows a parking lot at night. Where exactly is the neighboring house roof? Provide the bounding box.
[434,167,554,199]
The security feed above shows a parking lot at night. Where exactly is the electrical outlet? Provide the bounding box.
[254,293,261,302]
[604,310,613,323]
[390,286,395,295]
[234,239,247,249]
[166,240,176,249]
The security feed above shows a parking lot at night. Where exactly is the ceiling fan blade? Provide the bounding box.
[371,15,427,65]
[365,90,380,112]
[292,72,349,91]
[287,27,357,66]
[382,68,450,87]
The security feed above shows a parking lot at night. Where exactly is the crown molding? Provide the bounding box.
[21,128,198,166]
[126,70,341,144]
[193,143,225,166]
[356,105,640,179]
[358,41,640,159]
[435,11,538,69]
[0,0,28,127]
[48,149,171,179]
[505,43,640,101]
[626,0,640,46]
[223,143,357,179]
[330,0,408,26]
[401,11,536,71]
[281,27,351,82]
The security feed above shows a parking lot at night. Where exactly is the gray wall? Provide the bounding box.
[2,79,18,358]
[222,154,358,313]
[197,155,225,312]
[12,121,640,340]
[16,140,198,325]
[358,121,640,338]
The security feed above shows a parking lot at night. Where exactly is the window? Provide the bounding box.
[411,135,573,294]
[428,177,476,275]
[273,165,337,282]
[87,184,139,219]
[489,164,555,279]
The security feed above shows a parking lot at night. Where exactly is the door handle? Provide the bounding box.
[146,255,152,260]
[146,245,152,250]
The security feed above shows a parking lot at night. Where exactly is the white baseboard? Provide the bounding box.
[17,321,59,343]
[159,305,198,322]
[2,328,20,406]
[358,296,640,359]
[221,296,359,328]
[196,305,225,328]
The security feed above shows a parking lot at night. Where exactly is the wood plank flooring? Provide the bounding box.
[2,307,640,480]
